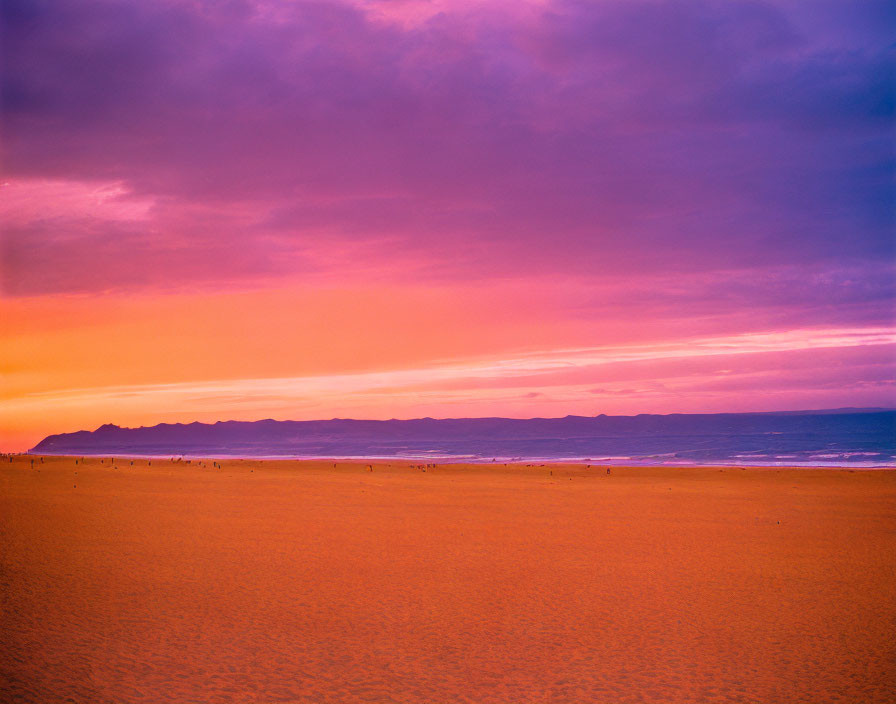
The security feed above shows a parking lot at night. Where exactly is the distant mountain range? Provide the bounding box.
[30,409,896,466]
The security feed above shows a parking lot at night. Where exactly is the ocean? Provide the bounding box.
[31,410,896,467]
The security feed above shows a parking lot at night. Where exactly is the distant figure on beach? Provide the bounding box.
[607,467,611,474]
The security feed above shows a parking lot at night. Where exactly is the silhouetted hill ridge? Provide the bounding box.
[29,410,896,465]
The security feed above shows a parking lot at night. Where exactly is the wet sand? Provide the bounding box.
[1,455,894,703]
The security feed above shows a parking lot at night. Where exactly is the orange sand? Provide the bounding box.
[1,456,894,703]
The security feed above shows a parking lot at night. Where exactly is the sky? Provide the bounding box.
[1,0,894,451]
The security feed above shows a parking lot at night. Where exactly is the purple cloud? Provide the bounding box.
[1,0,892,323]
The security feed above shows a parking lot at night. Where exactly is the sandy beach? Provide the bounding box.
[1,455,894,703]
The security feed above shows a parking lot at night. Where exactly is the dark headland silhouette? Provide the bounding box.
[30,409,896,466]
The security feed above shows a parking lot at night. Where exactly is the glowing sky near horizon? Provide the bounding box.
[1,0,894,450]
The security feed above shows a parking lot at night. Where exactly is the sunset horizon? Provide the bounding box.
[2,0,893,453]
[2,1,895,702]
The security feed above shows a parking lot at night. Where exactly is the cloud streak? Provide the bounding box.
[8,326,893,417]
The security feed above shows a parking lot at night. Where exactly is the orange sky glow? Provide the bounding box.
[3,280,893,451]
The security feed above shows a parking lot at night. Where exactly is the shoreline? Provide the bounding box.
[13,452,896,471]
